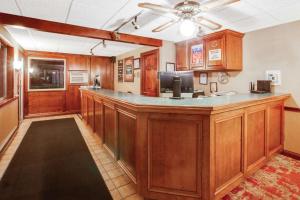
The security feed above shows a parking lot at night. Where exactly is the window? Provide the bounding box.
[0,42,7,100]
[28,58,66,91]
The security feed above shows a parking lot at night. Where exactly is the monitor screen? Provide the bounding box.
[159,71,194,93]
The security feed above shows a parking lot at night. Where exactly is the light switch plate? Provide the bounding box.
[265,70,281,86]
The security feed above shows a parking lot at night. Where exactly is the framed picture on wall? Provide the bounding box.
[199,72,208,85]
[133,58,140,69]
[166,62,175,72]
[124,56,134,82]
[117,60,124,82]
[191,44,204,68]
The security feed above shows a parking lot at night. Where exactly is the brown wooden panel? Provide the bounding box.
[81,92,88,122]
[104,103,116,155]
[24,51,114,117]
[215,115,243,189]
[87,95,94,130]
[148,115,202,198]
[268,104,283,154]
[28,91,65,114]
[246,109,266,168]
[66,85,81,112]
[118,110,137,180]
[94,97,103,139]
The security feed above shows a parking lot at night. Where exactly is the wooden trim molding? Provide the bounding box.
[282,150,300,160]
[284,106,300,112]
[0,12,162,47]
[0,96,18,109]
[24,110,80,119]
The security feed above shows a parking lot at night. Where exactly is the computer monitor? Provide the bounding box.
[159,71,194,93]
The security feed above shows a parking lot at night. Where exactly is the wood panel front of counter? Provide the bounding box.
[80,90,288,200]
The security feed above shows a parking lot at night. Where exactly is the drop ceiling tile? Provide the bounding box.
[244,0,299,12]
[103,0,173,31]
[16,0,72,22]
[230,13,278,32]
[67,0,129,29]
[0,0,20,15]
[207,0,263,23]
[266,1,300,23]
[5,26,36,50]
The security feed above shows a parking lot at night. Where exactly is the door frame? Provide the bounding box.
[140,49,159,97]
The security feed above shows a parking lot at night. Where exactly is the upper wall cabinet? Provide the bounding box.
[175,29,244,71]
[175,40,189,71]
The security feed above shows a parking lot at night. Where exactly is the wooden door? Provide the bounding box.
[141,49,159,97]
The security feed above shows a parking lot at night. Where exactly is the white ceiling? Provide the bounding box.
[1,0,300,56]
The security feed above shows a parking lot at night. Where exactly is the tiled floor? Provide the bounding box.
[0,114,143,200]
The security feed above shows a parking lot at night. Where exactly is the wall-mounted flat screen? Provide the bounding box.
[159,71,194,93]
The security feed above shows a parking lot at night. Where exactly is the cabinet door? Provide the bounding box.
[94,98,103,139]
[67,85,81,112]
[189,39,205,70]
[268,103,283,156]
[205,35,225,70]
[87,95,94,131]
[176,41,189,71]
[81,93,88,122]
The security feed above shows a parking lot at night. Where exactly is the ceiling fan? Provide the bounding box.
[138,0,239,37]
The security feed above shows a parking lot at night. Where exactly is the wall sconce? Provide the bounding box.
[29,68,34,73]
[13,60,23,70]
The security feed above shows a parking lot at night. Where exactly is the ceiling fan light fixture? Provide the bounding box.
[179,19,196,37]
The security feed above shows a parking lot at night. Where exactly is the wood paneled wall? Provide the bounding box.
[24,51,114,117]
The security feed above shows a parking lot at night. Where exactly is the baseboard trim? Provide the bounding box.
[0,125,18,153]
[25,111,80,119]
[282,150,300,160]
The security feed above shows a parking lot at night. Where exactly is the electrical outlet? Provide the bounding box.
[265,70,281,86]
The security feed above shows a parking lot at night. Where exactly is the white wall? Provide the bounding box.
[114,41,175,94]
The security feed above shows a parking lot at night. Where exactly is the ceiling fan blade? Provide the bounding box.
[152,20,178,32]
[138,3,180,14]
[194,17,222,30]
[199,0,240,12]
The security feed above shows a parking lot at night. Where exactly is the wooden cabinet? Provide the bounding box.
[188,38,205,70]
[175,41,189,71]
[203,30,243,71]
[175,29,244,72]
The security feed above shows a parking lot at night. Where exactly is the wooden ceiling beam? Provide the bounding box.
[0,12,162,47]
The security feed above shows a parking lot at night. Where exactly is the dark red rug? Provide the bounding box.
[223,154,300,200]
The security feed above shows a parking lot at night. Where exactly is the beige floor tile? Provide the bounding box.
[124,193,144,200]
[110,189,122,200]
[111,174,131,188]
[105,179,116,191]
[107,168,124,179]
[103,162,118,171]
[118,183,137,198]
[101,172,110,181]
[101,157,114,165]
